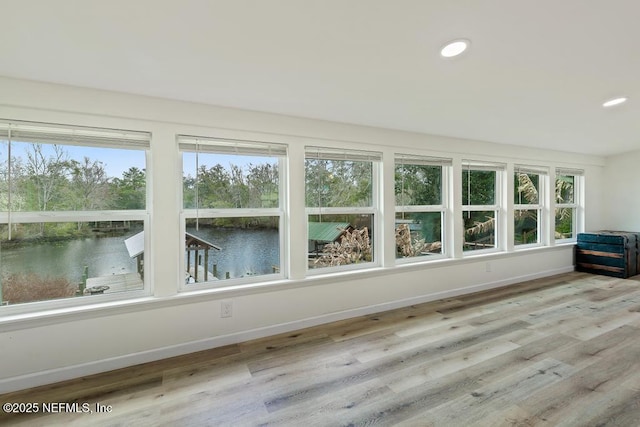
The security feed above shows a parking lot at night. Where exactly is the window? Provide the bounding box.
[305,147,380,271]
[395,154,450,260]
[462,160,504,252]
[0,120,149,307]
[514,165,547,247]
[555,168,582,241]
[179,136,286,286]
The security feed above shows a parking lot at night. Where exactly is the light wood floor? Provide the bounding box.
[3,271,640,426]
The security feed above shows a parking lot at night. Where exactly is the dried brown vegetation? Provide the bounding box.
[2,273,76,304]
[315,227,372,267]
[395,223,441,257]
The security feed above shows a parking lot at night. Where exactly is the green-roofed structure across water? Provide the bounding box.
[308,222,352,242]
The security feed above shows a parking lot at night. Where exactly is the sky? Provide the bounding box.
[2,141,278,179]
[61,145,146,178]
[2,141,145,178]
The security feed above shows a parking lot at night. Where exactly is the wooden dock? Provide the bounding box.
[187,265,218,283]
[85,273,143,294]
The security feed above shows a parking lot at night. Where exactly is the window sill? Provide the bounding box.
[0,244,576,332]
[394,243,573,273]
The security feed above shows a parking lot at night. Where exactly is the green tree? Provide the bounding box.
[194,164,233,209]
[229,164,249,208]
[183,174,197,208]
[247,162,279,208]
[23,143,70,211]
[514,173,540,244]
[305,159,372,208]
[555,175,575,238]
[395,164,442,206]
[463,169,497,249]
[111,167,145,209]
[395,163,443,256]
[0,146,9,211]
[462,169,495,205]
[69,157,111,210]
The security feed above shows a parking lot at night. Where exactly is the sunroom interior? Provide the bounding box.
[0,1,639,400]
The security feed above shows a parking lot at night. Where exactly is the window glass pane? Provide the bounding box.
[555,207,574,239]
[515,209,539,245]
[0,221,144,305]
[305,159,372,208]
[556,175,575,204]
[463,211,496,251]
[395,212,442,258]
[183,152,279,209]
[395,164,442,205]
[462,170,495,205]
[3,140,146,211]
[514,173,539,204]
[0,141,8,210]
[185,217,280,282]
[308,214,373,269]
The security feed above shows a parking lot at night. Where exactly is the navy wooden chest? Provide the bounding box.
[576,231,640,278]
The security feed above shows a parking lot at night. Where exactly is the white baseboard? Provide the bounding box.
[0,266,573,394]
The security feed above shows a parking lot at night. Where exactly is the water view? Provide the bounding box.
[186,227,280,280]
[0,226,281,293]
[1,233,139,286]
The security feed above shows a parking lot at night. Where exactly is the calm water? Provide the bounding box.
[186,227,280,279]
[1,235,138,285]
[0,228,280,284]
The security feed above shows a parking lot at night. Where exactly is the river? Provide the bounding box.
[1,234,139,285]
[186,227,280,279]
[0,227,280,285]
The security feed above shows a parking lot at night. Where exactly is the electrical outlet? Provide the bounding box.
[221,300,233,318]
[485,262,492,272]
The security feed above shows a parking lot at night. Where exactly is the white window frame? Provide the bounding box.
[514,165,548,249]
[462,160,505,255]
[178,135,287,290]
[555,168,583,243]
[394,154,451,263]
[0,120,151,314]
[305,146,381,274]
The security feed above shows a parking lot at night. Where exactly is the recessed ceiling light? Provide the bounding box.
[440,39,470,58]
[602,97,628,108]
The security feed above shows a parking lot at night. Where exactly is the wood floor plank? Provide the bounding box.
[570,389,640,427]
[326,302,453,342]
[330,333,580,426]
[525,299,594,325]
[517,340,640,424]
[419,358,576,425]
[260,319,531,414]
[256,378,392,427]
[384,336,520,393]
[353,323,477,363]
[562,310,640,341]
[547,324,639,370]
[5,272,640,426]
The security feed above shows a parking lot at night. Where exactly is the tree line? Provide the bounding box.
[1,143,145,212]
[184,162,279,210]
[3,146,568,245]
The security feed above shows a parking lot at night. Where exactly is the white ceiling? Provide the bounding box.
[1,0,639,156]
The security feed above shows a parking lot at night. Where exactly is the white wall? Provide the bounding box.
[602,150,640,231]
[0,77,607,392]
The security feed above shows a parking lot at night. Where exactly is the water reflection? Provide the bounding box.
[186,227,280,280]
[1,234,138,285]
[0,226,280,289]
